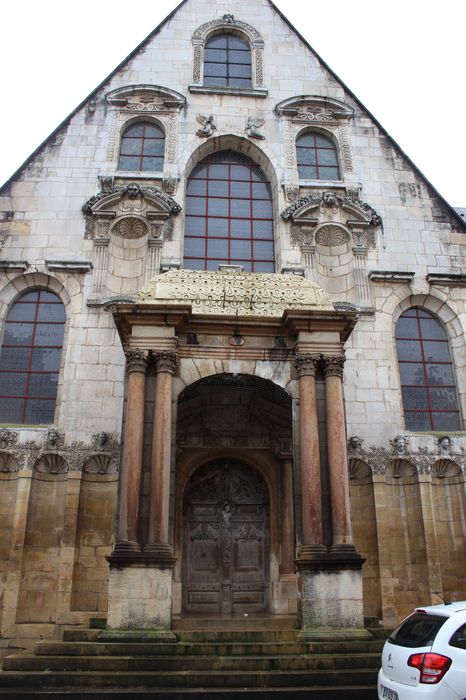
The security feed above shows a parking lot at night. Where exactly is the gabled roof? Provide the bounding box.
[1,0,465,231]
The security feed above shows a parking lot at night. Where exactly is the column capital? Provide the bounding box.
[322,354,345,379]
[152,350,177,375]
[125,349,149,374]
[294,353,320,378]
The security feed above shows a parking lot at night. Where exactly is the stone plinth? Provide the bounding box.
[299,566,366,637]
[107,565,173,630]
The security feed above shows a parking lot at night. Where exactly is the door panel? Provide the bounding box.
[182,459,269,614]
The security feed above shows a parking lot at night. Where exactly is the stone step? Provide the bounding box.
[0,668,378,689]
[33,639,384,657]
[172,616,297,631]
[3,652,381,673]
[0,685,380,700]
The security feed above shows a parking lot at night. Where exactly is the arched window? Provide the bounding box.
[118,121,165,172]
[296,132,340,180]
[0,290,65,425]
[396,307,461,431]
[184,150,274,272]
[203,34,252,88]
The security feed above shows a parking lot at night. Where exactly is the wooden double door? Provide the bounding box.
[182,459,269,614]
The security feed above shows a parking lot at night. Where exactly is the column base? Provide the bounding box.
[107,564,173,630]
[296,543,328,563]
[299,565,365,631]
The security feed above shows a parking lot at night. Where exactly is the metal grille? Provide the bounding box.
[118,121,165,172]
[184,150,275,272]
[296,132,340,180]
[0,289,65,424]
[396,307,461,431]
[204,34,252,88]
[179,374,290,408]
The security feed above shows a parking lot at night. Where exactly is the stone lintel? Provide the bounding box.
[0,260,28,271]
[427,272,466,287]
[369,270,415,283]
[45,260,93,273]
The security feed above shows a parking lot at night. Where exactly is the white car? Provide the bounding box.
[378,601,466,700]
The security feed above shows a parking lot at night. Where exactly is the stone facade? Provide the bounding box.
[0,0,465,647]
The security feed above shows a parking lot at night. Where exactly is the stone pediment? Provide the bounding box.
[275,96,354,123]
[82,183,181,241]
[105,84,186,112]
[138,269,333,316]
[282,191,382,249]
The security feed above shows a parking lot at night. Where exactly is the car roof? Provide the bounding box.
[415,601,466,617]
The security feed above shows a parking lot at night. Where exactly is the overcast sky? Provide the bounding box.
[2,0,465,205]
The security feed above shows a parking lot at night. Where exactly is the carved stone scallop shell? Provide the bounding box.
[432,459,462,479]
[83,454,116,475]
[349,458,372,480]
[34,453,68,474]
[387,459,417,479]
[0,451,19,473]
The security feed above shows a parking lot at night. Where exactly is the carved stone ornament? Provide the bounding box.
[138,268,333,316]
[438,435,453,455]
[322,355,345,379]
[34,453,68,474]
[196,114,217,137]
[113,217,148,239]
[106,85,186,113]
[294,353,320,378]
[432,458,462,478]
[0,429,18,449]
[92,432,113,450]
[284,185,299,203]
[349,458,371,479]
[125,349,149,373]
[390,434,409,456]
[83,454,117,475]
[276,96,354,123]
[162,178,177,196]
[0,451,19,473]
[152,350,177,374]
[83,183,181,241]
[44,429,65,449]
[245,116,265,140]
[348,435,364,452]
[282,191,381,250]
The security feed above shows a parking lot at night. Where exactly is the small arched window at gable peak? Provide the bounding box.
[118,121,165,173]
[395,307,461,432]
[204,33,252,89]
[0,289,66,425]
[296,131,341,181]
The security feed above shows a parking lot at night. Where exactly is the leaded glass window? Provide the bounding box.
[184,150,275,272]
[396,307,461,431]
[204,34,252,88]
[296,132,340,180]
[118,122,165,172]
[0,290,65,424]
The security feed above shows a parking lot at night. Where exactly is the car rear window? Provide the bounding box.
[388,612,448,648]
[450,623,466,650]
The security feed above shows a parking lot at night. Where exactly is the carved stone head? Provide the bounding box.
[348,435,363,451]
[438,435,452,453]
[391,434,408,455]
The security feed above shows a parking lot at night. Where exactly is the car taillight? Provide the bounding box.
[408,653,452,684]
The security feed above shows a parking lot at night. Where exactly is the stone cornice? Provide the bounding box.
[281,192,382,227]
[369,271,415,283]
[83,183,181,217]
[427,273,466,287]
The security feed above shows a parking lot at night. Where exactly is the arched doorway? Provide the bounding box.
[182,458,269,615]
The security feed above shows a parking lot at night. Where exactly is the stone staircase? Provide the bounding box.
[0,617,386,699]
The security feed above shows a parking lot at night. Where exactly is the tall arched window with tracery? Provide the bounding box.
[0,289,65,424]
[184,150,274,272]
[203,33,252,88]
[118,121,165,172]
[296,132,340,180]
[396,307,461,431]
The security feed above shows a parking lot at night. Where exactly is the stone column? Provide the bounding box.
[294,354,326,560]
[280,457,295,575]
[114,349,148,554]
[145,350,177,561]
[322,355,356,555]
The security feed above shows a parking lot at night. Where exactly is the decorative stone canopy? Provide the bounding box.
[137,269,333,317]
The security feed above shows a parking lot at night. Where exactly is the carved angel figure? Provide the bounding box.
[245,116,265,140]
[196,114,217,137]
